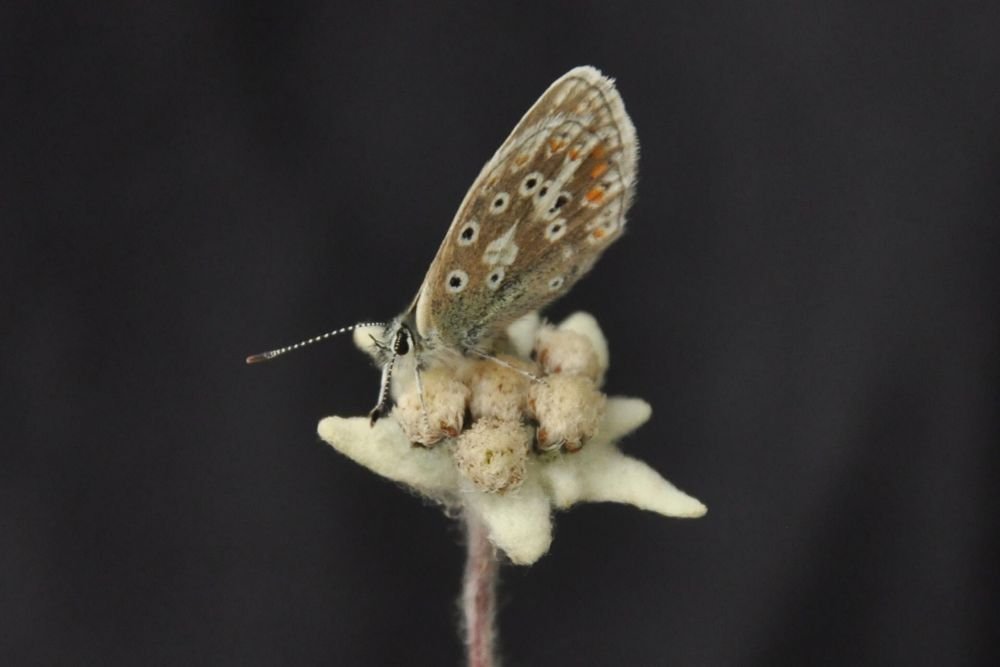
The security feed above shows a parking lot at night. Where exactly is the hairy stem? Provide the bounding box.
[462,510,499,667]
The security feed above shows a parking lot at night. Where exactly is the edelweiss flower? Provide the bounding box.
[317,313,706,565]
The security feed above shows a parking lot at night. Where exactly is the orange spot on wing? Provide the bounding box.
[591,144,606,160]
[589,162,609,179]
[592,228,606,239]
[568,148,580,160]
[548,138,565,152]
[514,154,529,166]
[585,187,605,203]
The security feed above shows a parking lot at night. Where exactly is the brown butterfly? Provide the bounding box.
[249,66,638,423]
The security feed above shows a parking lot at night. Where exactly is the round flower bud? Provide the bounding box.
[392,366,469,446]
[453,418,532,493]
[466,355,538,422]
[528,374,606,452]
[533,325,602,381]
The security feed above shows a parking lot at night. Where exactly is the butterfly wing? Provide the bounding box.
[414,66,638,353]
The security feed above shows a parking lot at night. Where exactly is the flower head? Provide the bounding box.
[318,312,706,565]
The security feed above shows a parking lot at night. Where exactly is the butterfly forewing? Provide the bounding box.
[415,66,638,353]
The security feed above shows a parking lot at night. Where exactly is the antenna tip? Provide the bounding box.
[246,353,269,364]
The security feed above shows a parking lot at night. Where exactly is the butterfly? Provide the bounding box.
[248,66,638,424]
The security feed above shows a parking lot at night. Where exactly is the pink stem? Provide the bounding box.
[462,510,499,667]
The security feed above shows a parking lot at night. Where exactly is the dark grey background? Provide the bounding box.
[4,2,998,665]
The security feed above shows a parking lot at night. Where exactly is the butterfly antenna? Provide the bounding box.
[246,322,386,364]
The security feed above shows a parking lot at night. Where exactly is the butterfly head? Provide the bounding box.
[365,316,415,364]
[363,313,426,425]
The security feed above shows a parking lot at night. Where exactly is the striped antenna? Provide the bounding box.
[246,322,386,364]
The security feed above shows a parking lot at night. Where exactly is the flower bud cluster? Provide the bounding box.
[391,318,608,493]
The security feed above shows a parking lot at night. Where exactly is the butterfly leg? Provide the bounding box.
[368,325,414,426]
[412,363,432,440]
[368,354,396,426]
[470,349,541,382]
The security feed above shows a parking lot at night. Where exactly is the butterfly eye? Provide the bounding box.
[486,267,505,290]
[518,172,544,197]
[445,269,470,293]
[544,219,567,242]
[548,275,565,292]
[457,220,480,246]
[490,192,510,214]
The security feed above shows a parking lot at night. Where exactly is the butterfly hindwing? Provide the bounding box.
[414,66,638,353]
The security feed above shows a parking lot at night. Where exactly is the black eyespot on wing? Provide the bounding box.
[485,267,505,290]
[544,219,567,241]
[456,220,480,246]
[489,192,511,214]
[445,268,471,293]
[519,172,544,197]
